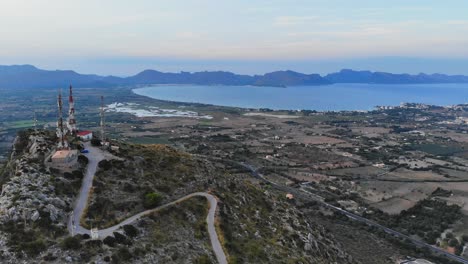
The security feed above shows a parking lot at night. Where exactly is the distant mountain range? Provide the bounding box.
[1,65,468,89]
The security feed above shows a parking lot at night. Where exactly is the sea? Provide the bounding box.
[133,83,468,111]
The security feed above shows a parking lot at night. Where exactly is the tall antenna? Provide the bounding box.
[67,85,77,134]
[100,96,105,143]
[56,89,69,149]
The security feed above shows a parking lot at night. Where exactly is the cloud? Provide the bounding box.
[274,16,319,26]
[445,20,468,26]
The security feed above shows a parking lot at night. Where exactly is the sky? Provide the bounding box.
[1,0,468,76]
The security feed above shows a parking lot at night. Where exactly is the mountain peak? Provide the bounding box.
[0,64,39,74]
[0,65,467,88]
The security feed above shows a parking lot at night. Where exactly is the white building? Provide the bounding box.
[77,131,93,141]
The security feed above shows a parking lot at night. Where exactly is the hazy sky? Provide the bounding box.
[1,0,468,76]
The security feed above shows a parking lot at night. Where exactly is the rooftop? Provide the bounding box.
[77,130,92,136]
[52,149,77,159]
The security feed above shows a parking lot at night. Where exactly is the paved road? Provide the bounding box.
[96,192,227,264]
[67,142,105,236]
[67,146,227,264]
[238,162,468,264]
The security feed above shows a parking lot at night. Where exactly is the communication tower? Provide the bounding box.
[56,89,69,149]
[67,85,77,134]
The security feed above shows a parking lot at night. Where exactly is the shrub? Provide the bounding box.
[113,232,130,245]
[449,238,459,247]
[462,234,468,243]
[21,239,47,256]
[78,155,89,166]
[72,170,84,180]
[455,244,464,255]
[61,236,81,250]
[112,247,132,263]
[91,138,101,146]
[84,239,103,250]
[143,192,163,209]
[63,172,74,179]
[194,254,212,264]
[98,160,111,171]
[123,225,139,238]
[103,236,116,247]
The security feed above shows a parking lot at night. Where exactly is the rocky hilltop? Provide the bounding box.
[0,131,69,224]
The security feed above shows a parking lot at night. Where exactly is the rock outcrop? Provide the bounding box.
[0,133,70,225]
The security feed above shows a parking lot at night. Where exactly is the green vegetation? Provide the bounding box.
[410,143,465,156]
[103,236,117,247]
[214,180,334,263]
[0,222,49,256]
[112,247,132,263]
[91,138,101,146]
[3,120,37,129]
[128,136,171,145]
[143,192,163,209]
[60,236,82,250]
[21,238,47,256]
[195,254,213,264]
[366,199,461,244]
[142,197,212,261]
[84,143,198,228]
[123,224,139,238]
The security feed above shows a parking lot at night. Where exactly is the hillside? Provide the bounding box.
[0,130,359,263]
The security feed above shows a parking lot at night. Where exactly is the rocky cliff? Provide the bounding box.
[0,132,69,224]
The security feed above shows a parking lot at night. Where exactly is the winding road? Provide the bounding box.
[67,144,227,264]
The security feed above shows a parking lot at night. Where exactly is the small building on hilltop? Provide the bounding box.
[51,149,78,164]
[77,131,93,141]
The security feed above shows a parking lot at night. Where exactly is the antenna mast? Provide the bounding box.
[100,96,105,143]
[67,85,77,134]
[56,89,68,149]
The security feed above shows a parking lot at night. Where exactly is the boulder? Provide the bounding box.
[46,204,59,221]
[31,210,40,221]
